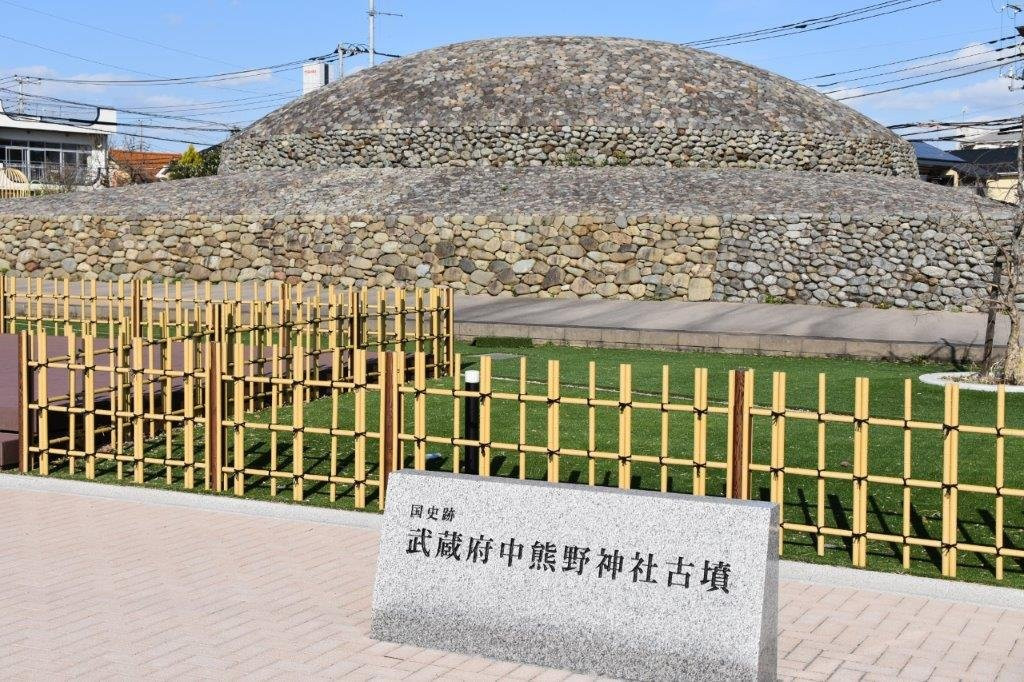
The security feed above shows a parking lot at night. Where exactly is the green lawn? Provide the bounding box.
[42,340,1024,588]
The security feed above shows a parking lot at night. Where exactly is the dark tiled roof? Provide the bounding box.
[952,146,1019,174]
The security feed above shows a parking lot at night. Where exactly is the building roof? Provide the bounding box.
[952,146,1018,175]
[912,142,992,179]
[0,166,1009,219]
[236,36,896,139]
[109,150,181,182]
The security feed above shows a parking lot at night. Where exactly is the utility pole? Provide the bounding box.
[368,0,376,67]
[367,0,402,68]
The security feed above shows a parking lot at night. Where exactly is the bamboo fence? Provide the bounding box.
[16,330,1024,581]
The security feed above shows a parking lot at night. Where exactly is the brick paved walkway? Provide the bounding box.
[2,477,1023,681]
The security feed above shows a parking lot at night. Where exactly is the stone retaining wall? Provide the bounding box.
[220,125,918,177]
[0,211,1004,312]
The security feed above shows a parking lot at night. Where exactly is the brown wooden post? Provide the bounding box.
[205,340,223,491]
[729,368,750,500]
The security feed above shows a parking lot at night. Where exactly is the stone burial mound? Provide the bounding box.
[0,36,1012,311]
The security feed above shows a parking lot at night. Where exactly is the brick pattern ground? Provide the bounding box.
[2,486,1023,680]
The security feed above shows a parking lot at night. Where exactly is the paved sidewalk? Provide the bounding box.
[2,475,1023,680]
[456,296,1009,361]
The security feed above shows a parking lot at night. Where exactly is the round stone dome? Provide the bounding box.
[221,36,916,176]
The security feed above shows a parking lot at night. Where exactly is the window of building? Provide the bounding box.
[0,138,93,184]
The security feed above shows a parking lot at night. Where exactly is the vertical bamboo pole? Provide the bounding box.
[131,337,144,484]
[32,334,49,475]
[996,384,1006,580]
[660,365,670,493]
[816,374,827,556]
[618,363,632,489]
[479,354,492,477]
[852,377,869,569]
[516,357,527,479]
[902,378,913,569]
[941,382,960,577]
[772,372,787,555]
[547,359,560,484]
[354,348,367,509]
[84,336,96,480]
[205,340,223,492]
[270,344,280,498]
[232,340,245,496]
[693,367,708,496]
[587,361,596,487]
[292,344,305,502]
[183,339,195,489]
[445,288,455,376]
[379,350,399,510]
[451,354,462,474]
[413,351,426,470]
[17,331,31,473]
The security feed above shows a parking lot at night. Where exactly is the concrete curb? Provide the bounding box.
[4,473,1022,609]
[455,321,999,362]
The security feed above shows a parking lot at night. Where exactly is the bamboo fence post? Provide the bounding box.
[517,357,527,479]
[445,288,455,376]
[232,340,245,496]
[547,359,560,483]
[130,279,142,339]
[17,331,31,473]
[941,382,960,577]
[816,374,827,556]
[451,354,462,474]
[413,351,426,470]
[379,350,400,509]
[84,336,96,480]
[36,334,49,476]
[587,361,596,486]
[618,363,632,489]
[131,337,144,484]
[660,365,670,493]
[902,378,913,569]
[183,339,195,489]
[852,377,869,568]
[479,354,492,477]
[354,348,367,509]
[205,340,223,492]
[292,344,306,502]
[693,367,708,496]
[771,372,787,555]
[996,384,1006,580]
[0,275,6,333]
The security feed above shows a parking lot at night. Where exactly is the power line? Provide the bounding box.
[835,57,1024,99]
[801,33,1017,81]
[811,42,1017,88]
[823,52,1022,94]
[20,57,327,87]
[687,0,944,49]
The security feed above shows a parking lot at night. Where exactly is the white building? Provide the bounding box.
[0,100,116,188]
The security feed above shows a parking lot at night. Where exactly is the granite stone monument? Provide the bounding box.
[370,470,778,680]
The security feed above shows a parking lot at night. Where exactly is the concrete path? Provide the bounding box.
[2,474,1022,681]
[456,296,1010,361]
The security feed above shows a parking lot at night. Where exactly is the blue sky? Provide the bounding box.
[1,0,1021,151]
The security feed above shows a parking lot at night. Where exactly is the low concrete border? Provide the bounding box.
[920,371,1024,394]
[456,321,997,362]
[3,472,1022,610]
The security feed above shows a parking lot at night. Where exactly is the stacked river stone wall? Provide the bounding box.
[220,125,918,177]
[0,210,1005,312]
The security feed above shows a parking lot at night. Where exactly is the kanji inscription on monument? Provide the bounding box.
[370,471,778,681]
